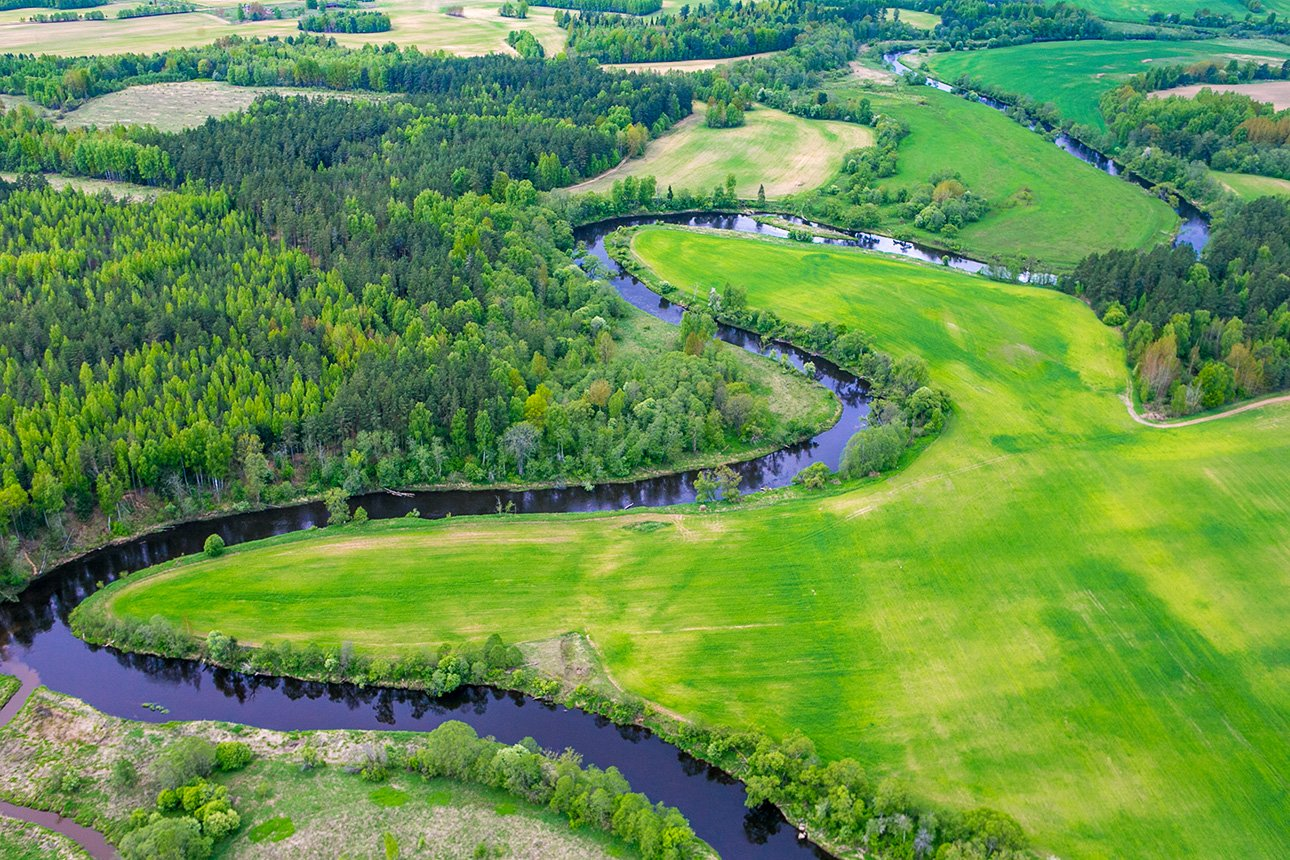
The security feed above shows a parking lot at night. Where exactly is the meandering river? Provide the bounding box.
[0,214,888,859]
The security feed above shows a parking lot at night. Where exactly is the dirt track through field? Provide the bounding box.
[1123,393,1290,428]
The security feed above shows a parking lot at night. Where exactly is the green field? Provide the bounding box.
[98,227,1290,859]
[918,39,1290,129]
[1074,0,1290,22]
[821,84,1179,268]
[0,0,567,58]
[570,104,874,199]
[1213,169,1290,200]
[888,6,940,29]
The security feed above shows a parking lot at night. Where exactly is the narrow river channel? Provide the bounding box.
[0,214,887,859]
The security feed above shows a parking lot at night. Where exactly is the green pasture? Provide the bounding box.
[822,84,1178,268]
[96,228,1290,859]
[918,38,1290,129]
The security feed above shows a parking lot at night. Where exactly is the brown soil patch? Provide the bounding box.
[1149,80,1290,110]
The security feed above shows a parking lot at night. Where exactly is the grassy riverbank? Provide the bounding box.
[0,686,698,859]
[0,817,90,860]
[14,296,834,597]
[79,229,1290,859]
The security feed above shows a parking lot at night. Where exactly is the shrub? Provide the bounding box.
[215,741,253,771]
[119,815,212,860]
[1101,301,1128,326]
[202,534,225,558]
[352,505,369,524]
[156,738,217,790]
[841,423,907,477]
[792,462,832,490]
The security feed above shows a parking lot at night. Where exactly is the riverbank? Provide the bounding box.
[9,264,839,601]
[0,683,705,860]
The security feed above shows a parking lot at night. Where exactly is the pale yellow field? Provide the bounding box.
[0,12,294,56]
[1150,80,1290,110]
[570,103,874,199]
[0,0,567,57]
[603,51,781,74]
[0,171,162,200]
[60,80,388,131]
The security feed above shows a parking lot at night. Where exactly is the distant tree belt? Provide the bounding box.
[1064,196,1290,417]
[908,0,1105,46]
[115,2,197,19]
[297,10,391,33]
[529,0,661,14]
[0,35,694,116]
[0,0,103,9]
[505,29,545,59]
[1101,60,1290,181]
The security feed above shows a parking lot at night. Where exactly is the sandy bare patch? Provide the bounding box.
[849,60,897,85]
[1150,80,1290,110]
[603,51,780,73]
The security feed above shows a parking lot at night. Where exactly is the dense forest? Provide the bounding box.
[918,0,1104,47]
[1065,196,1290,415]
[0,50,786,583]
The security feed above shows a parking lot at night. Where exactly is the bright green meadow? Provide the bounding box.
[819,84,1178,268]
[95,228,1290,860]
[1073,0,1290,22]
[918,38,1290,129]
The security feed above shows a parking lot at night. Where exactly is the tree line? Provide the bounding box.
[297,9,391,32]
[0,33,693,118]
[531,0,661,13]
[1064,196,1290,416]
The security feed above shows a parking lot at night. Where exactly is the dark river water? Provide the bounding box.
[884,51,1212,252]
[0,215,872,859]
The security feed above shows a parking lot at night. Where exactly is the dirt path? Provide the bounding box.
[1122,392,1290,428]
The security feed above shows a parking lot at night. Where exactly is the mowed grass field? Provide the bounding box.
[569,104,874,199]
[824,84,1178,268]
[100,227,1290,859]
[1213,169,1290,200]
[918,38,1290,129]
[0,0,567,57]
[59,81,388,131]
